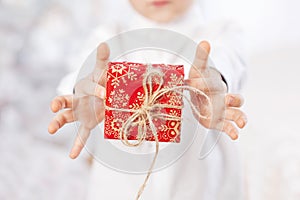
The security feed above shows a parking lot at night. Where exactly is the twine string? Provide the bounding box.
[105,65,212,200]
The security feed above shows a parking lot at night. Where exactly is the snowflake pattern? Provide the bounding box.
[107,62,138,88]
[104,115,120,138]
[105,62,184,142]
[163,72,184,106]
[108,89,130,107]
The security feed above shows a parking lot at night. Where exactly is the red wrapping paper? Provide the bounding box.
[104,62,184,143]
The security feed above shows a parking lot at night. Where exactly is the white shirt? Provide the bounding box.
[58,2,246,200]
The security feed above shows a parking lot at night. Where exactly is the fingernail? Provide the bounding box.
[233,134,239,140]
[231,132,239,140]
[238,119,244,128]
[239,116,248,128]
[48,127,54,134]
[69,153,76,159]
[228,96,234,105]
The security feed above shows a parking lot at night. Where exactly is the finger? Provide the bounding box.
[219,120,239,140]
[190,41,211,78]
[95,43,110,71]
[69,125,91,159]
[90,43,110,86]
[225,107,247,128]
[48,110,75,134]
[76,79,106,99]
[225,94,244,108]
[50,95,73,113]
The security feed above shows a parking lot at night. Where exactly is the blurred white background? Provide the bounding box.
[0,0,299,199]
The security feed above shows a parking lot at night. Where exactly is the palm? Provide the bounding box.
[187,41,247,140]
[48,43,110,158]
[73,95,105,130]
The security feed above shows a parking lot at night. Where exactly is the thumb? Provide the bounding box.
[92,42,110,86]
[189,41,211,78]
[69,125,91,159]
[95,42,110,70]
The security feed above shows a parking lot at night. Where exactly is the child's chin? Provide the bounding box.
[147,13,179,24]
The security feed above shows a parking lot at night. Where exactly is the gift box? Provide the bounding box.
[104,62,184,143]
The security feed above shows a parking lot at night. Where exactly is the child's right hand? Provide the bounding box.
[187,41,247,140]
[48,43,110,159]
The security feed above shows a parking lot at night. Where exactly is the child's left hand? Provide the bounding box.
[48,43,109,159]
[48,94,104,158]
[186,41,247,140]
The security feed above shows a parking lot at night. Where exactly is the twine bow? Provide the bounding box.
[105,64,211,200]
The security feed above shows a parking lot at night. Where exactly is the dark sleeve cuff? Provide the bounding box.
[209,66,228,92]
[220,73,228,89]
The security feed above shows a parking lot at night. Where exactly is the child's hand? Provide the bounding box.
[48,43,110,159]
[186,41,247,140]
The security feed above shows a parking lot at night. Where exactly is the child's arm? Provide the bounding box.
[48,41,246,159]
[48,43,109,159]
[187,41,247,140]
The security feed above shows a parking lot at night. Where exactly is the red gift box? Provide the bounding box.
[104,62,184,143]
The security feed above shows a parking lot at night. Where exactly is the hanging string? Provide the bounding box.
[105,65,211,200]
